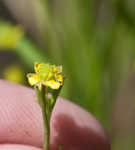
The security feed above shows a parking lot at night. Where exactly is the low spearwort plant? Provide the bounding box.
[27,62,65,150]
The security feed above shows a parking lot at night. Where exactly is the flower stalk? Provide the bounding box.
[36,85,50,150]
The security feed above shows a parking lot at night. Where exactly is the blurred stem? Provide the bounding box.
[36,0,61,58]
[16,37,48,68]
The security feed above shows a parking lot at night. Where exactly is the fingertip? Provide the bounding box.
[0,80,43,147]
[0,144,41,150]
[51,99,111,150]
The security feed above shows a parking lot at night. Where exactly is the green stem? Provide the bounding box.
[50,86,63,112]
[42,105,50,150]
[35,85,63,150]
[36,85,50,150]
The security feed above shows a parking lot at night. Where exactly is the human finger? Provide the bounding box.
[0,144,41,150]
[0,80,110,150]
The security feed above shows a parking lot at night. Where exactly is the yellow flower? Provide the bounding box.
[27,62,64,90]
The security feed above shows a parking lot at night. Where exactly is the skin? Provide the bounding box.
[0,80,111,150]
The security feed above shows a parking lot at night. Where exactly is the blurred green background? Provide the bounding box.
[1,0,135,149]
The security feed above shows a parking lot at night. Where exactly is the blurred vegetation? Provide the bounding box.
[1,0,135,149]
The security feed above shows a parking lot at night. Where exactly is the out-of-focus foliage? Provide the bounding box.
[0,21,48,68]
[1,0,135,149]
[3,64,25,84]
[0,22,23,49]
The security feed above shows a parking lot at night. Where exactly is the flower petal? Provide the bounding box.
[34,62,43,73]
[53,65,62,73]
[44,80,61,89]
[56,66,62,73]
[27,73,40,86]
[55,74,63,85]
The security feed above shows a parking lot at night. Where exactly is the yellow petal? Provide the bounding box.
[57,66,62,73]
[55,74,63,85]
[53,65,62,73]
[34,62,43,73]
[47,72,53,80]
[44,80,61,89]
[27,73,40,86]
